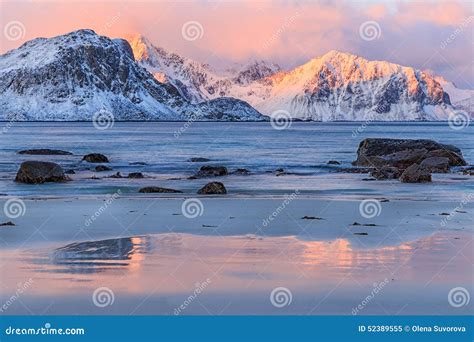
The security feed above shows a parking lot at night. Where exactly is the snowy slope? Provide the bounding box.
[129,35,459,121]
[0,30,265,121]
[433,76,473,115]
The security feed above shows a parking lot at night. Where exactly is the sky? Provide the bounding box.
[1,0,473,88]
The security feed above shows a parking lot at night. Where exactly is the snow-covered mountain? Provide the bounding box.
[0,30,265,121]
[433,75,473,116]
[128,35,464,121]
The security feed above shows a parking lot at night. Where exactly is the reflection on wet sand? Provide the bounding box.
[0,232,471,314]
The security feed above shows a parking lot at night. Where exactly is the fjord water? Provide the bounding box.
[0,122,473,199]
[0,122,472,315]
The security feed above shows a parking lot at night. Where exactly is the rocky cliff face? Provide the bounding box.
[0,30,265,121]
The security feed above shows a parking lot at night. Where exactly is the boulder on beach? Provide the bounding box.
[419,157,450,173]
[353,138,466,169]
[188,157,211,162]
[231,168,251,175]
[194,165,228,178]
[370,166,401,180]
[139,186,182,193]
[18,149,72,155]
[399,164,432,183]
[82,153,109,163]
[15,161,69,184]
[128,172,144,179]
[327,160,341,165]
[95,165,112,172]
[197,182,227,194]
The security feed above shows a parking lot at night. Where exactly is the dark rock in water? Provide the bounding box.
[129,162,147,166]
[0,221,15,227]
[128,172,144,179]
[419,157,450,173]
[194,165,228,178]
[18,149,72,155]
[139,186,182,193]
[232,168,251,175]
[109,172,123,178]
[65,169,76,175]
[82,153,109,163]
[362,178,376,181]
[327,160,341,165]
[15,161,69,184]
[399,164,432,183]
[353,138,466,168]
[337,167,374,174]
[460,166,474,175]
[302,216,324,220]
[371,166,401,180]
[95,165,112,172]
[197,182,227,194]
[353,232,368,236]
[188,157,211,162]
[352,222,362,226]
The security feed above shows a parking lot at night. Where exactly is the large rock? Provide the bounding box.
[138,186,182,193]
[194,166,228,178]
[370,166,401,180]
[15,161,69,184]
[399,164,432,183]
[197,182,227,194]
[83,153,109,163]
[18,149,72,155]
[353,138,466,169]
[420,157,450,173]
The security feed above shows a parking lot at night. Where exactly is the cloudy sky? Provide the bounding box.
[1,0,472,88]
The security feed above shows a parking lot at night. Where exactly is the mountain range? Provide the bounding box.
[0,29,471,121]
